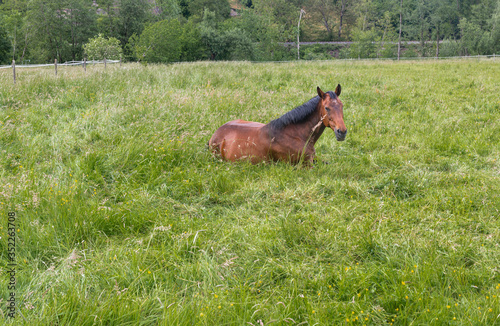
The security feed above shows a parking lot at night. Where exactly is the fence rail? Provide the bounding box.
[1,55,498,85]
[332,54,499,61]
[283,40,434,46]
[243,54,498,64]
[1,55,498,70]
[0,59,120,69]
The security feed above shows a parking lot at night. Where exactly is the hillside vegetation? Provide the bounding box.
[0,59,499,325]
[1,0,500,64]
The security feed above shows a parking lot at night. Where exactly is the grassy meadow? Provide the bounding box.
[1,59,500,325]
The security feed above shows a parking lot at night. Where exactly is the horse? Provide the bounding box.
[208,85,346,165]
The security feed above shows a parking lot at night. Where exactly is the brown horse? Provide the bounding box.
[209,85,346,165]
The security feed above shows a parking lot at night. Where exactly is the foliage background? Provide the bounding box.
[1,0,500,64]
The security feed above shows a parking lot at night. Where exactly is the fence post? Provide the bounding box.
[55,59,58,76]
[104,58,107,70]
[84,56,87,72]
[297,9,305,60]
[12,60,16,85]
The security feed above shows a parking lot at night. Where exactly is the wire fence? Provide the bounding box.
[1,55,498,84]
[343,54,499,61]
[0,59,120,69]
[2,54,498,69]
[246,54,499,64]
[1,58,121,84]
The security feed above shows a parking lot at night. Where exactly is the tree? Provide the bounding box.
[408,0,431,56]
[178,0,191,18]
[117,0,150,50]
[188,0,231,21]
[83,34,123,61]
[25,0,60,62]
[2,0,499,63]
[350,27,379,57]
[349,0,380,58]
[253,0,302,37]
[132,19,183,63]
[25,0,96,62]
[242,0,253,8]
[377,10,398,58]
[96,0,120,39]
[199,9,253,60]
[180,18,207,61]
[308,0,336,39]
[429,0,454,57]
[232,7,292,61]
[469,0,496,30]
[0,14,12,64]
[354,0,377,31]
[1,0,30,62]
[66,0,98,60]
[458,17,490,55]
[26,0,67,62]
[336,0,348,39]
[490,0,500,54]
[152,0,182,20]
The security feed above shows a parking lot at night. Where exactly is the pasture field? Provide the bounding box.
[0,59,499,325]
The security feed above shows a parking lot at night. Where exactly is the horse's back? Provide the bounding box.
[220,119,266,129]
[209,120,269,162]
[209,119,266,143]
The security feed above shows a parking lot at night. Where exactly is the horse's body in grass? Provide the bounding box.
[209,85,346,165]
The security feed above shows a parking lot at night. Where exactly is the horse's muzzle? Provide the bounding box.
[335,128,347,141]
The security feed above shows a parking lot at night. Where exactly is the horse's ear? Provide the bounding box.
[317,86,325,99]
[335,84,341,97]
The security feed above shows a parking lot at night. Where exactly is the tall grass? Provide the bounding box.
[0,59,499,325]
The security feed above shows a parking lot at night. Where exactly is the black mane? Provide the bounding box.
[269,91,336,130]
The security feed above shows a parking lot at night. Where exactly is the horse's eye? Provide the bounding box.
[325,107,331,112]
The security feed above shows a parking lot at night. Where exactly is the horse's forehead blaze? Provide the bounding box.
[323,98,343,114]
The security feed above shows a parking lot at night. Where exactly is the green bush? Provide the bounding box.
[132,19,183,63]
[349,28,379,59]
[0,21,10,64]
[439,40,460,57]
[83,34,123,61]
[230,9,292,62]
[458,18,482,55]
[188,0,230,21]
[338,46,352,59]
[200,9,254,61]
[402,44,419,58]
[301,45,335,60]
[378,42,397,58]
[180,18,208,61]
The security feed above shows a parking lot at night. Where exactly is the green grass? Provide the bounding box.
[1,59,499,325]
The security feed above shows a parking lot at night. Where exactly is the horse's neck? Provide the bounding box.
[286,108,326,146]
[306,111,327,145]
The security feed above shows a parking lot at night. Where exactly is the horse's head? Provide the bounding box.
[317,85,347,141]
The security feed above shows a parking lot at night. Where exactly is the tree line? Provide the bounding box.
[1,0,499,64]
